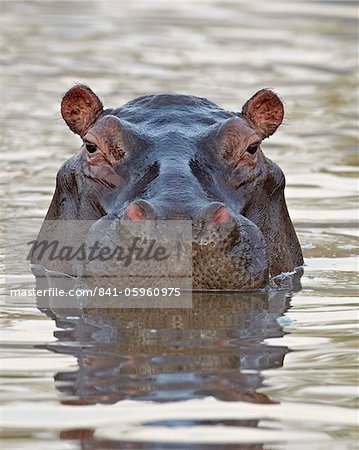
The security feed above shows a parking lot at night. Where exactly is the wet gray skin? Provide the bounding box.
[35,85,303,290]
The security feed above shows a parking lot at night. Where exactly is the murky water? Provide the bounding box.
[1,1,358,449]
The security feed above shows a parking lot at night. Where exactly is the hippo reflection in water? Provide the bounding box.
[36,85,303,289]
[37,288,290,405]
[36,286,292,447]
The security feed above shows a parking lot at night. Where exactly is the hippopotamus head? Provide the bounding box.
[38,85,303,290]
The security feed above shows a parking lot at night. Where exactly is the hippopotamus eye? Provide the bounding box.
[246,143,259,155]
[85,141,98,154]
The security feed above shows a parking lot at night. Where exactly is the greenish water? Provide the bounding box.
[1,1,358,449]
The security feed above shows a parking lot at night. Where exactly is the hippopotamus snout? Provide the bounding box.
[123,199,269,290]
[124,199,231,224]
[191,210,269,290]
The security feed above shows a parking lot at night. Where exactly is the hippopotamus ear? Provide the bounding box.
[241,89,284,138]
[61,85,103,137]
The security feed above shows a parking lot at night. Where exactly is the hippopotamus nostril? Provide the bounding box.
[199,202,232,225]
[212,206,231,224]
[124,200,157,220]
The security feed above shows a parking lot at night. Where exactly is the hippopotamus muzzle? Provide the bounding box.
[82,202,269,290]
[191,213,269,290]
[121,197,269,289]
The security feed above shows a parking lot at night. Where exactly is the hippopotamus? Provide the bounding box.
[34,85,303,290]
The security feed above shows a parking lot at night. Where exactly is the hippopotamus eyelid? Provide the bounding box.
[83,132,100,147]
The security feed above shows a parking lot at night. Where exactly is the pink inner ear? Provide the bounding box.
[126,203,147,220]
[242,89,284,138]
[61,85,103,137]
